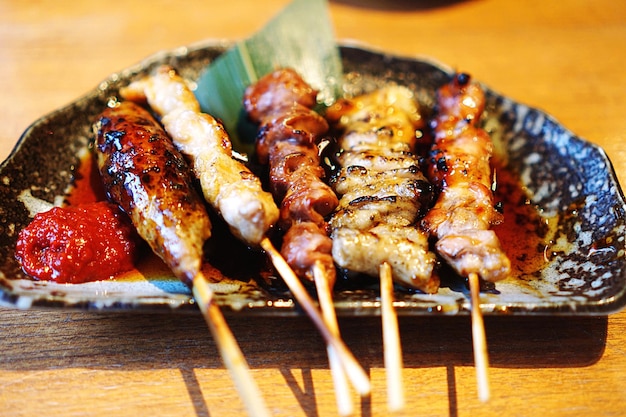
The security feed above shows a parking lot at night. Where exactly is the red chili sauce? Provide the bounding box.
[15,201,140,284]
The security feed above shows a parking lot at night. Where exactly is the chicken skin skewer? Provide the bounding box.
[327,86,438,293]
[326,85,437,411]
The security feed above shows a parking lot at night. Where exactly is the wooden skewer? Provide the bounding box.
[468,272,490,402]
[313,262,354,417]
[261,237,371,397]
[192,272,272,417]
[379,262,405,412]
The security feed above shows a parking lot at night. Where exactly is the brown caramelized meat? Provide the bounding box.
[244,68,338,283]
[422,73,511,282]
[94,101,211,286]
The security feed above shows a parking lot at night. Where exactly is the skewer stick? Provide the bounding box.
[261,237,371,397]
[468,272,490,402]
[379,262,405,412]
[192,272,272,417]
[313,262,354,416]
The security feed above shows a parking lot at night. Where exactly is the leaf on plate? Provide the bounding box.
[194,0,343,154]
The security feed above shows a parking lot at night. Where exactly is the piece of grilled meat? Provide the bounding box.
[327,86,438,293]
[422,73,511,282]
[244,68,338,284]
[94,100,211,286]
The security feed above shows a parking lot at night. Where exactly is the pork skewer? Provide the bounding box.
[243,68,353,415]
[94,101,270,417]
[326,85,438,411]
[422,72,512,401]
[120,67,371,397]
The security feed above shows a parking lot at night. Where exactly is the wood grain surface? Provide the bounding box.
[1,1,626,416]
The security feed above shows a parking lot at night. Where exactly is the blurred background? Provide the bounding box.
[1,0,624,166]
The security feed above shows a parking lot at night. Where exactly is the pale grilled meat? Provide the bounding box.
[327,86,438,293]
[121,66,279,246]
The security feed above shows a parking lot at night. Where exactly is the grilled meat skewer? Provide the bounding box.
[422,72,511,402]
[244,68,353,414]
[326,85,438,411]
[327,85,438,293]
[94,100,270,417]
[422,73,511,282]
[243,68,339,284]
[94,101,211,285]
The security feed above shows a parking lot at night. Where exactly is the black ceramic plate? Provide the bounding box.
[1,40,625,315]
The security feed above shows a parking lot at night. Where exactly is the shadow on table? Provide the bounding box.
[0,310,608,417]
[1,312,607,370]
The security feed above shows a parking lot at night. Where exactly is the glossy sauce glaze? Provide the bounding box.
[15,121,552,290]
[492,158,555,280]
[49,149,265,286]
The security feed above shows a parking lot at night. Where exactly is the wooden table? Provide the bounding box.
[1,1,625,415]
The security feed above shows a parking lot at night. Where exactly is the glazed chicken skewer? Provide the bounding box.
[422,72,512,401]
[243,68,353,415]
[121,66,371,397]
[326,85,439,411]
[94,101,270,417]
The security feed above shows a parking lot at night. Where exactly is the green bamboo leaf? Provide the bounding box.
[195,0,342,154]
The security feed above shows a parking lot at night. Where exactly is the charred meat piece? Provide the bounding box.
[94,101,211,286]
[422,73,511,282]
